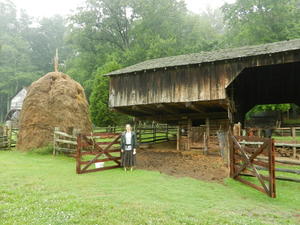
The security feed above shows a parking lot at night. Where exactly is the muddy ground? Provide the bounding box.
[136,142,229,182]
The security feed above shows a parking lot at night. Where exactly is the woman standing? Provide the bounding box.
[121,124,137,171]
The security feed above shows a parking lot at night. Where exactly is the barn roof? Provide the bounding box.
[106,39,300,76]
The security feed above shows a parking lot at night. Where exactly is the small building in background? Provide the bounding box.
[5,87,27,128]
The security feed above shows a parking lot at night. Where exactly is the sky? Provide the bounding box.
[14,0,236,18]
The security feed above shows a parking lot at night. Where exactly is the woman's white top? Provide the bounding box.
[125,132,132,150]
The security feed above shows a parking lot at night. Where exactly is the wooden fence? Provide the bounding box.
[136,124,177,144]
[94,124,177,145]
[236,139,300,183]
[240,127,300,158]
[53,127,79,155]
[0,126,18,150]
[231,135,276,198]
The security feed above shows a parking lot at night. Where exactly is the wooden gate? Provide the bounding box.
[230,135,276,198]
[76,132,121,174]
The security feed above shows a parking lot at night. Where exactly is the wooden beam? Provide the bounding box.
[131,106,153,115]
[185,102,206,113]
[113,107,148,117]
[156,104,180,114]
[136,111,228,122]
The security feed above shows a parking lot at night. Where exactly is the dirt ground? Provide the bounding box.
[136,142,229,182]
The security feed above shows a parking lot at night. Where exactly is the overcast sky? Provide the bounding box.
[14,0,236,18]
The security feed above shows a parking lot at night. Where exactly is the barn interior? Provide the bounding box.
[227,61,300,124]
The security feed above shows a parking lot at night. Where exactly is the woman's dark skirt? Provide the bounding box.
[121,150,136,167]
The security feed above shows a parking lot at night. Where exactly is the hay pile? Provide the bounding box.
[17,72,92,150]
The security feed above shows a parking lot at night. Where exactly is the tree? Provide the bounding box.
[89,58,130,126]
[0,1,38,121]
[24,15,69,74]
[67,0,223,94]
[222,0,300,47]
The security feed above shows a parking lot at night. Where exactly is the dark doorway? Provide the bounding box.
[227,62,300,124]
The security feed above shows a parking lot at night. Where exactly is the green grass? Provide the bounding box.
[0,151,300,225]
[272,136,300,141]
[283,119,300,125]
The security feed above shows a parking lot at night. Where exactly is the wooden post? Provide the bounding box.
[292,127,296,158]
[229,130,234,177]
[7,122,12,150]
[258,128,261,137]
[76,134,82,174]
[242,129,246,136]
[53,127,59,156]
[138,126,142,145]
[187,119,192,150]
[225,131,230,169]
[133,118,136,132]
[177,126,180,150]
[206,118,210,146]
[203,132,208,155]
[166,124,169,141]
[269,138,276,198]
[153,123,156,143]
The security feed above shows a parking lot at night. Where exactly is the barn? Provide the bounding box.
[106,39,300,152]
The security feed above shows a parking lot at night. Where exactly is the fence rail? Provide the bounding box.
[76,132,121,174]
[0,126,17,150]
[94,124,178,145]
[242,127,300,158]
[238,139,300,183]
[53,127,78,155]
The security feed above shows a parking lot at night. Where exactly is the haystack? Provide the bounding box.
[17,72,92,150]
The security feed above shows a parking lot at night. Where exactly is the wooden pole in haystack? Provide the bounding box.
[54,49,59,72]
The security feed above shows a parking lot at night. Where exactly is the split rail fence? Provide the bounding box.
[0,126,18,150]
[53,127,78,155]
[238,126,300,158]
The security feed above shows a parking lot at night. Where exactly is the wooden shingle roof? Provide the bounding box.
[106,39,300,76]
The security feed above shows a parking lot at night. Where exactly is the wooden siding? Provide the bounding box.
[109,50,300,108]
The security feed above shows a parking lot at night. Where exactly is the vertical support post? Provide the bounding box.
[133,118,136,133]
[53,127,59,156]
[187,119,192,150]
[138,126,142,145]
[203,132,208,155]
[177,125,180,150]
[292,127,296,158]
[269,138,276,198]
[206,118,210,146]
[242,129,246,136]
[229,131,234,177]
[73,128,80,153]
[166,124,169,141]
[76,134,82,174]
[7,123,12,150]
[258,129,261,138]
[225,131,230,169]
[153,124,156,143]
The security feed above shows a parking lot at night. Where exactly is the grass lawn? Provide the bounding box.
[0,150,299,225]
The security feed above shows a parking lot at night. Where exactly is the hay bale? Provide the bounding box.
[17,72,92,151]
